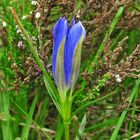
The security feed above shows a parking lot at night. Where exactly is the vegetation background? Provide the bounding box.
[0,0,140,140]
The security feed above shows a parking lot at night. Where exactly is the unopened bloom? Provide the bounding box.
[29,11,33,15]
[115,74,122,83]
[2,21,7,27]
[22,15,27,20]
[31,0,37,5]
[18,41,25,49]
[35,12,41,19]
[52,17,86,94]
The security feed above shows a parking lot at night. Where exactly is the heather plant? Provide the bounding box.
[0,0,140,140]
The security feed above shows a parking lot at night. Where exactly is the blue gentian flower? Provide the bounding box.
[52,17,86,95]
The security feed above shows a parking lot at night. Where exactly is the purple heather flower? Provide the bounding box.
[52,17,86,93]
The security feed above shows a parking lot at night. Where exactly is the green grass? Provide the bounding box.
[110,80,140,140]
[0,0,140,139]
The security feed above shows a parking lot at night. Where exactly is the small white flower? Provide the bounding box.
[76,10,81,18]
[29,11,33,15]
[18,41,25,49]
[20,33,26,40]
[35,12,41,19]
[44,9,47,12]
[22,15,27,20]
[18,41,23,48]
[16,29,21,34]
[31,0,38,5]
[116,77,122,83]
[32,36,37,41]
[16,25,21,34]
[115,74,122,83]
[2,21,7,27]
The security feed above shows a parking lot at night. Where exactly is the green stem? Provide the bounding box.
[60,97,72,140]
[64,123,70,140]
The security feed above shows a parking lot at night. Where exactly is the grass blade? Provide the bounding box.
[43,76,61,114]
[110,80,140,140]
[75,114,87,140]
[85,117,118,132]
[55,115,64,140]
[72,90,117,117]
[89,6,125,72]
[21,94,39,140]
[0,93,13,140]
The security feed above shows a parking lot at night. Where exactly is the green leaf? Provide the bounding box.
[75,114,87,140]
[110,80,140,140]
[85,117,118,132]
[72,90,117,117]
[21,94,38,140]
[88,6,125,73]
[0,93,13,140]
[55,115,64,140]
[43,76,61,115]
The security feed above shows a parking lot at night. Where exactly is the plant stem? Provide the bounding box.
[60,97,72,140]
[62,103,71,140]
[64,122,70,140]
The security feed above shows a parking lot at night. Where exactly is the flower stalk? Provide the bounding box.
[64,122,70,140]
[60,96,72,140]
[52,17,86,139]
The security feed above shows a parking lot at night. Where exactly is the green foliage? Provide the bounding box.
[0,0,140,140]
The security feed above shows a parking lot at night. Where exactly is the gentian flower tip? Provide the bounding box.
[52,17,86,94]
[76,21,86,36]
[53,17,68,36]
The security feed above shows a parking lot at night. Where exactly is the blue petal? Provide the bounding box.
[52,17,68,82]
[64,21,86,86]
[55,39,66,94]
